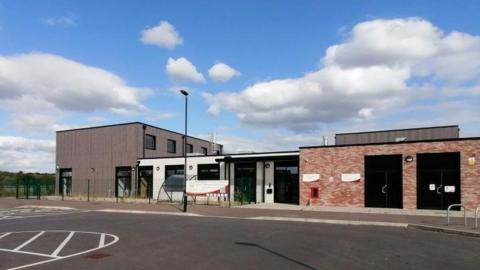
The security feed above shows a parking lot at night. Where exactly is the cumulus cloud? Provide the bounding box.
[140,21,183,49]
[166,57,205,83]
[204,18,480,131]
[0,136,55,173]
[208,62,240,82]
[0,52,151,132]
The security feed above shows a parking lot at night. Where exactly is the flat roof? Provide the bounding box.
[301,136,480,149]
[335,125,459,136]
[138,150,299,160]
[56,121,218,145]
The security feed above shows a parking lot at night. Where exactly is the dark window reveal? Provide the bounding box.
[198,164,220,180]
[164,165,185,192]
[186,143,193,154]
[145,134,156,150]
[167,139,176,153]
[201,147,208,155]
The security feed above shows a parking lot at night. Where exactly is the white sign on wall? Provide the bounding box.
[341,173,361,182]
[302,174,320,182]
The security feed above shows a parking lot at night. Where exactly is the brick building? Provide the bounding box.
[300,137,480,210]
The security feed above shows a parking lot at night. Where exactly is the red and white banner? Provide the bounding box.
[186,180,229,196]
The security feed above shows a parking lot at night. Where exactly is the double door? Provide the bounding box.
[417,153,460,210]
[365,155,403,208]
[234,162,256,204]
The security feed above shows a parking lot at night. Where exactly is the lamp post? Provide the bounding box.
[180,89,189,212]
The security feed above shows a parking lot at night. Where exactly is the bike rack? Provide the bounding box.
[475,206,480,230]
[447,204,467,226]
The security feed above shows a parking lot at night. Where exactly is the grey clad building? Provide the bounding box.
[56,122,222,198]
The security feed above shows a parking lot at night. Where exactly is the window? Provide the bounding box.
[164,165,184,192]
[201,147,208,155]
[186,143,193,154]
[197,164,220,180]
[59,168,72,196]
[116,167,132,198]
[167,139,176,153]
[145,134,156,150]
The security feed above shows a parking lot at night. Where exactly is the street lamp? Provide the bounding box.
[180,89,189,212]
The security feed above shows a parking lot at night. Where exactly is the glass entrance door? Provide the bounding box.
[116,167,132,198]
[234,162,256,204]
[138,166,153,198]
[274,161,299,204]
[59,169,72,196]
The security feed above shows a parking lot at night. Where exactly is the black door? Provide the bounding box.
[417,153,460,210]
[234,162,256,204]
[365,155,403,208]
[274,161,299,204]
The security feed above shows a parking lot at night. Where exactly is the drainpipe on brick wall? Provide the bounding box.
[142,125,146,158]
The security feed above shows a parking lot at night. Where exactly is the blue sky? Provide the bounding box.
[0,0,479,172]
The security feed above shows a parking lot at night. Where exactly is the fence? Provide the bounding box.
[0,178,55,199]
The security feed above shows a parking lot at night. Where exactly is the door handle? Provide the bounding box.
[436,185,443,195]
[381,184,387,194]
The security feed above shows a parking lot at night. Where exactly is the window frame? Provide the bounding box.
[167,139,177,154]
[197,163,220,180]
[145,134,156,150]
[186,143,193,154]
[201,147,208,155]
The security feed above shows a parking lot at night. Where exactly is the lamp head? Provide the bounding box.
[180,89,189,96]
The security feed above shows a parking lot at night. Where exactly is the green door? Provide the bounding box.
[234,162,256,204]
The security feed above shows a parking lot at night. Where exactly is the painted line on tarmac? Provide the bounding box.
[16,205,77,210]
[210,216,408,228]
[0,230,119,270]
[97,209,408,227]
[97,209,203,217]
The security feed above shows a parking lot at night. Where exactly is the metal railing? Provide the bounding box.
[475,206,480,230]
[447,204,467,226]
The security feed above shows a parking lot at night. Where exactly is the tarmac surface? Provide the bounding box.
[0,203,479,269]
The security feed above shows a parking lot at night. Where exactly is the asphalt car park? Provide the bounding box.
[0,208,479,270]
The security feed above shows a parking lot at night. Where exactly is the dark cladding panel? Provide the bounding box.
[336,126,459,145]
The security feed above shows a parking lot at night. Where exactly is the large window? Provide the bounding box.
[201,147,208,155]
[167,139,176,153]
[164,165,184,192]
[116,167,132,198]
[198,164,220,180]
[59,168,72,196]
[186,143,193,154]
[145,134,156,150]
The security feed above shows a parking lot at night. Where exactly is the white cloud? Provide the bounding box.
[208,63,240,82]
[166,57,205,83]
[0,136,55,173]
[204,18,480,131]
[41,14,76,27]
[0,52,151,132]
[140,21,183,49]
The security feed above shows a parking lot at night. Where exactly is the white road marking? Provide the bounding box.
[0,230,119,270]
[99,233,105,248]
[50,231,75,257]
[0,248,58,258]
[13,231,45,251]
[0,232,11,239]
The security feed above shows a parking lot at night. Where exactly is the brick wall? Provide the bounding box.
[300,139,480,209]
